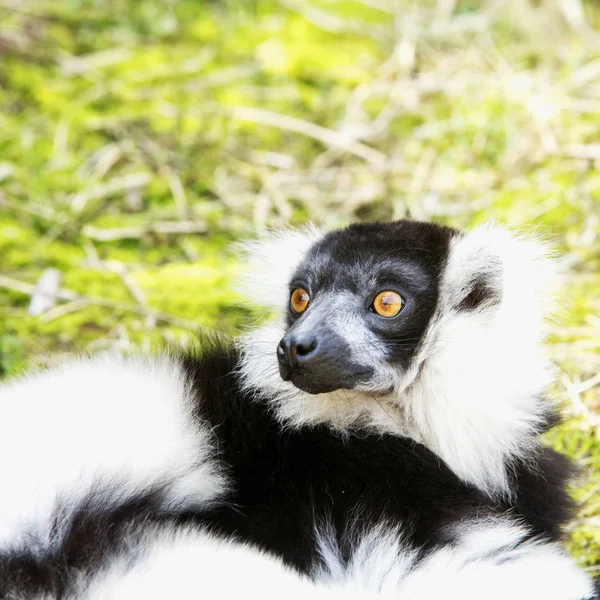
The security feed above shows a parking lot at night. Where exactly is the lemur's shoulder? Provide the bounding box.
[175,334,281,445]
[512,445,576,541]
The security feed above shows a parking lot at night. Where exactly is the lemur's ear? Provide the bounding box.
[441,224,559,321]
[238,226,322,311]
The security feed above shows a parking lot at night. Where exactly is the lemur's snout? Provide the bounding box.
[277,334,319,379]
[277,325,373,394]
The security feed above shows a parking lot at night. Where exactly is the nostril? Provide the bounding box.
[295,339,317,358]
[277,340,287,362]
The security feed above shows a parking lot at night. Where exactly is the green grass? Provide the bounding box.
[0,0,599,573]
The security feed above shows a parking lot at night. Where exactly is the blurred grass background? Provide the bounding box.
[0,0,599,572]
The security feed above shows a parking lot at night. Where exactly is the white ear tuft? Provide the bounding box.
[404,223,561,497]
[443,223,561,328]
[236,225,323,312]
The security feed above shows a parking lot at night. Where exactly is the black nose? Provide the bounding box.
[277,335,319,369]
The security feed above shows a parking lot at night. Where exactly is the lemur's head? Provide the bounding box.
[275,221,450,396]
[240,220,558,497]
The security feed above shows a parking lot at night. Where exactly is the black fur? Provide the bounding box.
[0,484,174,598]
[183,339,576,571]
[457,275,502,311]
[0,337,586,597]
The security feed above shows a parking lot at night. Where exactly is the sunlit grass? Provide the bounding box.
[0,0,598,571]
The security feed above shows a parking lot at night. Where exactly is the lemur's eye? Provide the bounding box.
[372,291,404,318]
[290,288,310,314]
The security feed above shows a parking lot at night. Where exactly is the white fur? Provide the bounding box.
[239,225,322,312]
[401,225,558,496]
[22,518,596,600]
[315,518,594,600]
[78,526,375,600]
[239,224,560,497]
[0,354,226,549]
[313,520,417,591]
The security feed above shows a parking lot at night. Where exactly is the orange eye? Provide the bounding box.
[372,291,404,318]
[290,288,310,314]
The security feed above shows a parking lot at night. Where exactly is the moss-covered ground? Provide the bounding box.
[0,0,599,574]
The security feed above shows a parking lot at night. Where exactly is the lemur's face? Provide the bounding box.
[276,222,454,395]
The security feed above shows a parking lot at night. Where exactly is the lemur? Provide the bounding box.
[0,220,596,599]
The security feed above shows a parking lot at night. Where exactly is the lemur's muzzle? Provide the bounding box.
[277,333,318,376]
[277,327,374,395]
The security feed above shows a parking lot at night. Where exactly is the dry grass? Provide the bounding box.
[0,0,599,570]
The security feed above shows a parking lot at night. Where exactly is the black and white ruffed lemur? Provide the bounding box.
[0,220,597,600]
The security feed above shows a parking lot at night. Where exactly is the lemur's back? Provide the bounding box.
[183,339,576,569]
[0,342,593,599]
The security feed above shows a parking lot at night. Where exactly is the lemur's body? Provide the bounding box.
[0,221,596,599]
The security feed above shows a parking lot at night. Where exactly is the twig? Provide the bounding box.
[0,274,201,332]
[115,268,147,309]
[77,143,123,179]
[40,299,91,323]
[0,196,56,220]
[185,64,258,91]
[561,373,600,426]
[60,48,133,75]
[165,168,188,219]
[230,106,388,167]
[279,0,384,36]
[28,269,61,316]
[556,0,600,44]
[352,0,394,14]
[82,220,208,241]
[569,57,600,88]
[82,250,148,310]
[71,172,152,212]
[573,372,600,395]
[563,143,600,160]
